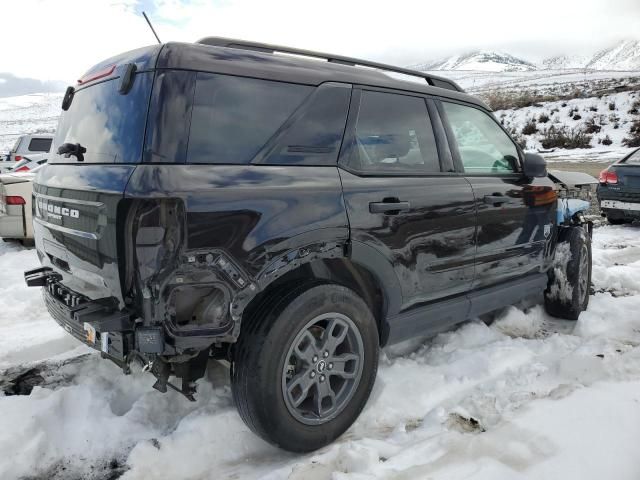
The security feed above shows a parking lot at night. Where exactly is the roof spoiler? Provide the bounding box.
[196,36,464,93]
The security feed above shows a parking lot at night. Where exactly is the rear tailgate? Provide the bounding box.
[33,46,159,306]
[613,165,640,189]
[33,165,136,306]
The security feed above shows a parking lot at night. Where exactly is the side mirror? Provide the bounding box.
[522,152,547,178]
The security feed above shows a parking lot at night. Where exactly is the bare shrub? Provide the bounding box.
[609,102,616,111]
[521,120,538,135]
[480,90,558,111]
[601,135,613,146]
[540,126,592,149]
[538,113,550,123]
[622,120,640,147]
[584,118,602,134]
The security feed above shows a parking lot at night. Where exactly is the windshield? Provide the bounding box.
[51,72,153,164]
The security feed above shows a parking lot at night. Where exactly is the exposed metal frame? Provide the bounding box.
[196,36,464,92]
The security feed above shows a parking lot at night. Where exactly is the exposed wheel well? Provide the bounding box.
[241,258,387,345]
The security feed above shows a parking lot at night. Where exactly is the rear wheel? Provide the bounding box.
[606,215,629,225]
[231,284,379,452]
[544,226,591,320]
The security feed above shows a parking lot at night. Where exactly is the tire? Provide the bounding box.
[606,216,629,225]
[544,226,591,320]
[231,283,379,452]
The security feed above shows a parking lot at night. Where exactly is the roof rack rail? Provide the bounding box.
[196,37,464,92]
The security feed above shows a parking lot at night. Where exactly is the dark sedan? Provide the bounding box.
[598,148,640,224]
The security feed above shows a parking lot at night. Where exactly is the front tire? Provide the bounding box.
[231,284,379,452]
[544,226,592,320]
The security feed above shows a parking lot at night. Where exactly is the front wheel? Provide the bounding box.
[544,226,592,320]
[231,284,379,452]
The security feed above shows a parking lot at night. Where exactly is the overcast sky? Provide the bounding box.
[2,0,640,83]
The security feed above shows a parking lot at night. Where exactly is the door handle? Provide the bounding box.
[483,195,510,205]
[369,201,411,214]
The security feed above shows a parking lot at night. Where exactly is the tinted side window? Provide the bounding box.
[144,70,196,164]
[261,83,350,166]
[349,90,439,174]
[28,138,52,152]
[442,102,519,174]
[187,73,312,164]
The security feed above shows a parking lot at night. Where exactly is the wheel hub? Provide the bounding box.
[281,312,364,426]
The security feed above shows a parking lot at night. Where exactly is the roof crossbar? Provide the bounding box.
[196,36,464,92]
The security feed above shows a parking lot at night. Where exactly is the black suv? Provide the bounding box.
[24,38,592,452]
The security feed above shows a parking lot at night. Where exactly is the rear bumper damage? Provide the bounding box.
[25,267,134,365]
[24,266,211,400]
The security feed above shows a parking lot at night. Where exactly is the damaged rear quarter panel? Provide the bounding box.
[124,164,349,341]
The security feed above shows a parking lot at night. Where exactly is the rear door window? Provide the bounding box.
[187,73,312,164]
[346,90,440,174]
[27,138,52,152]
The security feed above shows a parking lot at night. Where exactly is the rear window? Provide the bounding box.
[10,137,22,153]
[51,73,153,163]
[622,148,640,165]
[187,73,312,164]
[28,138,52,152]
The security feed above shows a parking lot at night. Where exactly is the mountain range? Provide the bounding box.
[0,73,66,98]
[411,39,640,72]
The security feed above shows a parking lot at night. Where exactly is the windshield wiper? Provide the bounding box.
[57,143,87,162]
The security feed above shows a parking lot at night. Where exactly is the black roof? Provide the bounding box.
[81,40,488,110]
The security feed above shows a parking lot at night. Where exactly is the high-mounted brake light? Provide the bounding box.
[598,169,618,184]
[3,196,26,205]
[77,64,116,85]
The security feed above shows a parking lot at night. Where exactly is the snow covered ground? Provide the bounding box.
[1,223,640,480]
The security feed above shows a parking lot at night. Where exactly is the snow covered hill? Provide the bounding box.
[413,39,640,73]
[1,225,640,479]
[411,51,536,72]
[588,39,640,71]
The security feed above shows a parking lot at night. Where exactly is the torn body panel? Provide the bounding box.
[121,164,349,354]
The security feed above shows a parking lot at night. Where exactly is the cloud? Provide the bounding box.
[2,0,640,82]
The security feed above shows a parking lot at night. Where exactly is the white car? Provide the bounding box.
[0,134,53,173]
[0,165,41,242]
